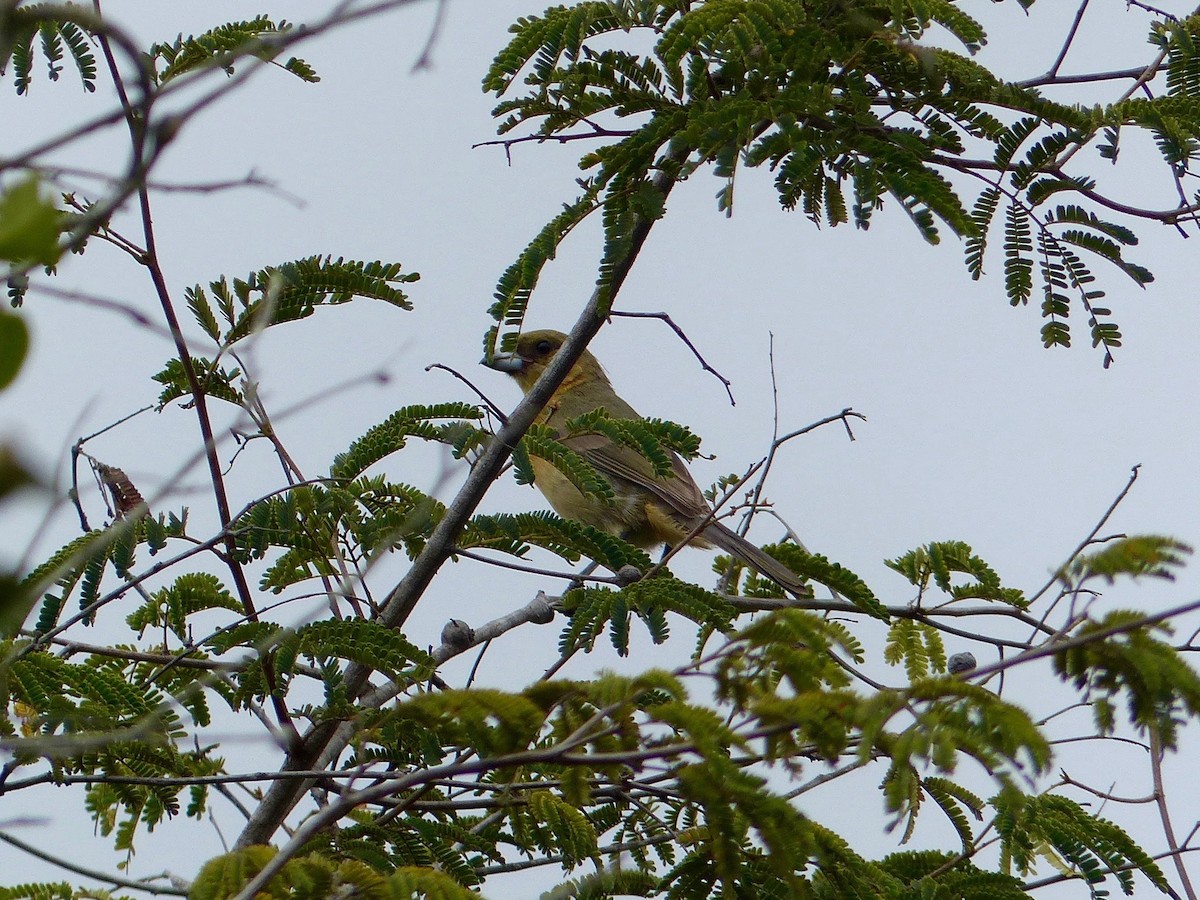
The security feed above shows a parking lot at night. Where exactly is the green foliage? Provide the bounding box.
[1060,535,1192,586]
[921,777,985,852]
[0,309,29,392]
[0,176,62,266]
[0,885,76,900]
[560,576,736,656]
[540,867,659,899]
[181,256,416,347]
[191,846,480,900]
[1157,14,1200,99]
[2,645,220,856]
[564,411,704,475]
[1054,609,1200,748]
[863,677,1052,832]
[330,402,486,481]
[994,790,1170,895]
[485,0,1179,351]
[719,609,862,700]
[884,617,947,682]
[521,790,601,869]
[877,850,1027,898]
[146,17,318,86]
[392,688,547,756]
[489,188,602,328]
[888,540,1027,606]
[280,618,434,684]
[670,762,815,896]
[152,356,244,411]
[461,510,653,572]
[0,6,97,94]
[231,476,446,589]
[517,423,613,503]
[21,520,149,632]
[306,815,486,886]
[753,543,887,618]
[126,572,241,641]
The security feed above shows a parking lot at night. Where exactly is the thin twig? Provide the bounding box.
[1026,464,1141,637]
[608,310,735,405]
[0,830,187,896]
[411,0,449,71]
[425,362,508,421]
[1046,0,1091,80]
[1150,727,1197,899]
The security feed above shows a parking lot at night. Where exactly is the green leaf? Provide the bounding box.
[0,572,36,640]
[147,18,318,86]
[1060,535,1191,585]
[0,310,29,390]
[0,177,60,266]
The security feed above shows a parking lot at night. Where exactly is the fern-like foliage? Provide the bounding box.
[461,509,653,572]
[231,476,446,590]
[887,539,1027,607]
[489,188,602,328]
[877,850,1026,898]
[884,617,947,682]
[519,789,602,869]
[2,645,220,855]
[20,515,168,632]
[484,0,1176,352]
[310,816,486,887]
[1060,534,1192,586]
[276,618,433,685]
[560,576,736,656]
[391,688,548,756]
[0,884,76,900]
[993,789,1170,895]
[125,572,242,641]
[330,402,485,481]
[749,543,888,618]
[514,428,610,514]
[0,5,97,94]
[863,677,1052,832]
[151,356,244,411]
[1157,13,1200,99]
[921,777,985,852]
[146,17,318,86]
[183,256,416,347]
[581,411,703,464]
[1054,608,1200,748]
[720,609,864,696]
[191,846,481,900]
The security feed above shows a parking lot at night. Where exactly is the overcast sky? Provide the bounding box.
[2,0,1199,895]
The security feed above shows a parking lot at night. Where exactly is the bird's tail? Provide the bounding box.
[702,521,809,597]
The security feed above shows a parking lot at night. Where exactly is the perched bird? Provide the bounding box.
[488,329,808,596]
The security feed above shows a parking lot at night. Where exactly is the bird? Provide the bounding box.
[487,329,808,596]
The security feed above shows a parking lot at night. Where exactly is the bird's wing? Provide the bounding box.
[561,431,711,522]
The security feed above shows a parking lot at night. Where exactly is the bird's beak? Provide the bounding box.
[484,352,526,375]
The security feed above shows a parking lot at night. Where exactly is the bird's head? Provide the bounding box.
[486,329,608,394]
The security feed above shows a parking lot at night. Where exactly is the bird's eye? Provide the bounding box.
[535,339,554,355]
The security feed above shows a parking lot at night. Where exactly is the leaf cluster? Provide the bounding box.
[484,0,1197,356]
[146,16,317,86]
[0,4,97,94]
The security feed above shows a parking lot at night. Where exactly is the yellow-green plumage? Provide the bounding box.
[495,330,808,596]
